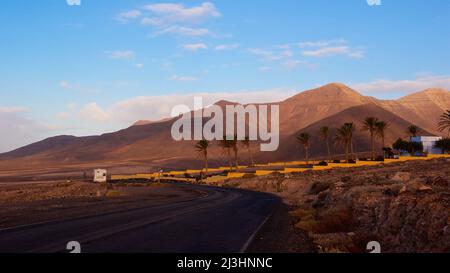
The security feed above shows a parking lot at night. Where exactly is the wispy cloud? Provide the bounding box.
[141,2,221,26]
[152,26,212,37]
[0,106,28,114]
[0,107,52,152]
[215,44,240,51]
[117,10,142,23]
[71,88,295,127]
[108,50,135,60]
[78,103,111,123]
[248,44,312,70]
[119,2,221,37]
[182,43,208,51]
[171,75,198,82]
[59,81,102,93]
[349,74,450,95]
[300,39,364,59]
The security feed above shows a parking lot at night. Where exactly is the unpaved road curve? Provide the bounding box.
[0,184,280,253]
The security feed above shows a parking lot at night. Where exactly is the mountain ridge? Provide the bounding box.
[0,83,448,170]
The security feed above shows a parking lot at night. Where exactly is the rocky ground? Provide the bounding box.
[224,158,450,253]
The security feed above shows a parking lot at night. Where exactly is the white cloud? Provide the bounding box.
[299,39,364,59]
[171,75,198,82]
[141,2,221,26]
[117,10,142,22]
[108,50,135,60]
[0,106,29,113]
[58,81,101,93]
[248,48,282,61]
[121,2,221,37]
[78,103,111,123]
[298,39,347,48]
[349,74,450,95]
[109,88,296,124]
[303,46,364,58]
[282,60,309,70]
[182,43,208,51]
[152,26,212,36]
[134,63,145,69]
[0,108,52,153]
[258,66,271,72]
[215,44,240,51]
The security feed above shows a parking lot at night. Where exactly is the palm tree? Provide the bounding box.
[319,126,331,162]
[219,137,234,171]
[375,121,389,149]
[195,140,210,174]
[438,110,450,136]
[335,123,355,163]
[407,125,418,139]
[241,136,255,167]
[362,117,379,160]
[296,132,311,164]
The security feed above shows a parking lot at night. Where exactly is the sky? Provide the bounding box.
[0,0,450,152]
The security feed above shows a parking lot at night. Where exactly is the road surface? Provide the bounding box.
[0,184,280,253]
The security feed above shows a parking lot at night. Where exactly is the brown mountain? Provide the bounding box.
[0,84,448,171]
[377,88,450,135]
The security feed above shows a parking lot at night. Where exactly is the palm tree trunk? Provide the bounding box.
[248,148,254,166]
[326,140,331,162]
[305,147,309,165]
[227,149,233,171]
[371,131,375,160]
[345,142,349,163]
[205,153,208,174]
[234,149,239,169]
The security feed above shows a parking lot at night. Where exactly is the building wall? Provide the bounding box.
[411,136,443,154]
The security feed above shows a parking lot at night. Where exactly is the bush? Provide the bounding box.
[318,161,328,166]
[309,181,333,195]
[290,208,316,220]
[374,156,385,162]
[348,159,356,164]
[333,160,341,163]
[435,138,450,154]
[393,138,409,152]
[314,205,356,234]
[359,158,368,161]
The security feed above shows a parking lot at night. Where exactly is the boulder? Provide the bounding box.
[392,172,411,182]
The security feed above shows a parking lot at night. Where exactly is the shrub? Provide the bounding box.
[290,208,316,220]
[333,160,341,163]
[374,156,385,162]
[318,161,328,166]
[314,205,356,234]
[348,159,356,164]
[435,138,450,154]
[295,219,319,232]
[309,181,333,195]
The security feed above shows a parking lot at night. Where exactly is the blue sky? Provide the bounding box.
[0,0,449,152]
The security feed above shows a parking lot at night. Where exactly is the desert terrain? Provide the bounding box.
[1,157,449,253]
[226,157,450,253]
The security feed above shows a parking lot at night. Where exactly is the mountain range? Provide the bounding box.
[0,83,448,171]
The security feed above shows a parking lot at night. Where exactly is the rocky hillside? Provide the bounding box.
[223,158,450,253]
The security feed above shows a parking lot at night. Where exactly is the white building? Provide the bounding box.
[411,136,443,154]
[93,169,107,183]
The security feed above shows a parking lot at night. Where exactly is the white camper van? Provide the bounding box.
[93,169,107,183]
